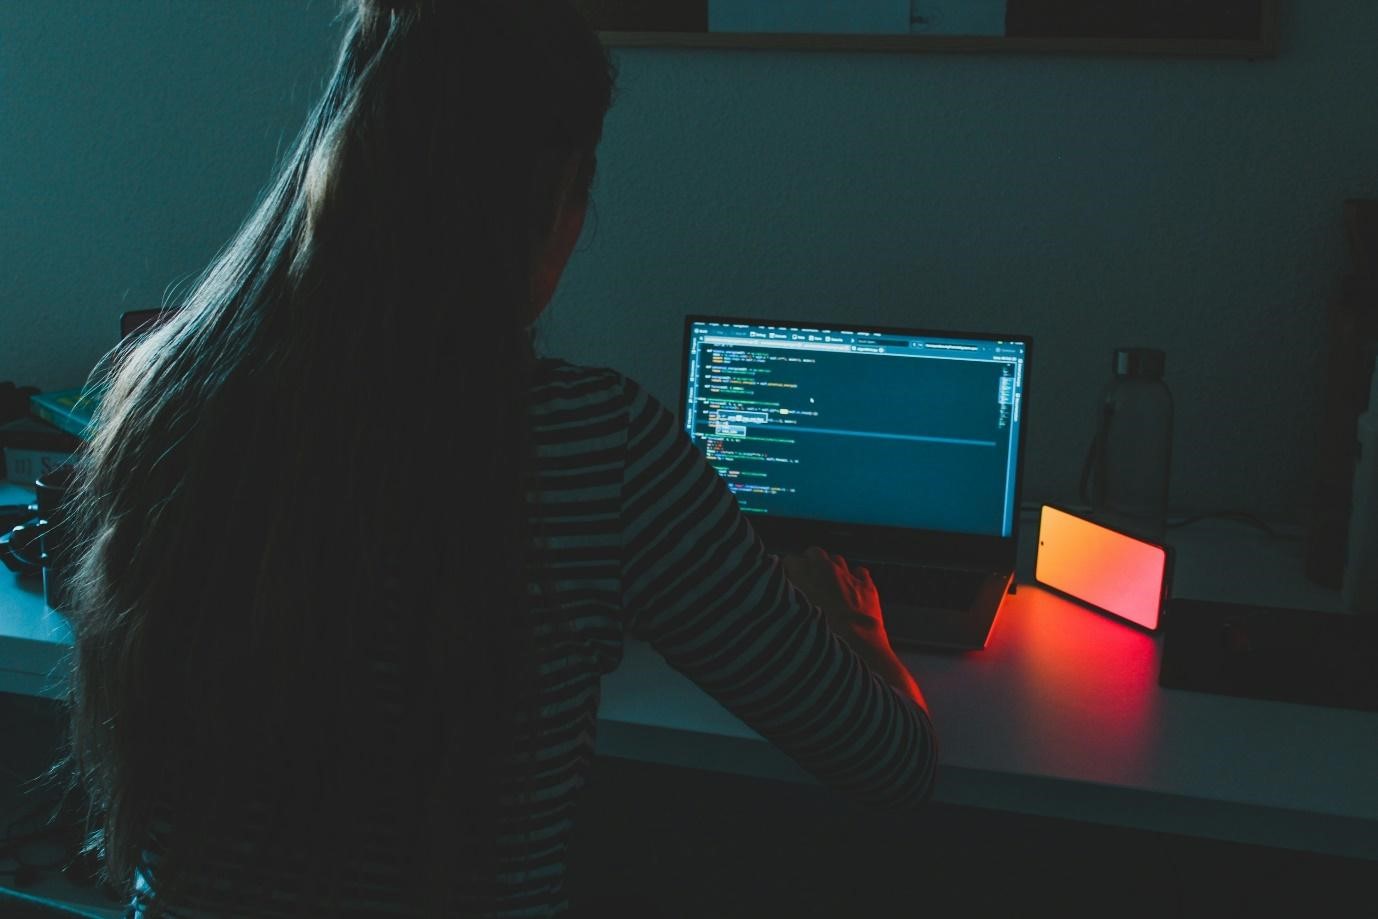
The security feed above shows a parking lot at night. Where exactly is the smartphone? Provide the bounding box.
[1035,505,1171,631]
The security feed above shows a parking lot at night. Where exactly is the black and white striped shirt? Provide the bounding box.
[134,359,936,917]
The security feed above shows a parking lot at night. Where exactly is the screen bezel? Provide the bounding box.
[680,313,1033,568]
[1034,504,1174,631]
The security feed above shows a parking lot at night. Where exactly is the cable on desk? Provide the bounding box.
[1166,510,1280,539]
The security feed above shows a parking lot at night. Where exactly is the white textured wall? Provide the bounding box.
[3,2,1376,521]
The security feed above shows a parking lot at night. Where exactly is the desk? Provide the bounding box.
[3,501,1376,860]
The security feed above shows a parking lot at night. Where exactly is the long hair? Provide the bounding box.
[61,0,614,912]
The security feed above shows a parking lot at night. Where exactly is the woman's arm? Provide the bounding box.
[617,379,936,809]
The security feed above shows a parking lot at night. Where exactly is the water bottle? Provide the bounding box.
[1079,348,1174,543]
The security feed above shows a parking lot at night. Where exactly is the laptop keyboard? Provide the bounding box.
[862,561,988,612]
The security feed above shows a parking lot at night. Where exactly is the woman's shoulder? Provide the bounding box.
[531,358,648,404]
[529,360,675,440]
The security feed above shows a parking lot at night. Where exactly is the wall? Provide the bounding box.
[1,0,343,379]
[3,2,1376,521]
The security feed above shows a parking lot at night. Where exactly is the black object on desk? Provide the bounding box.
[1159,598,1378,714]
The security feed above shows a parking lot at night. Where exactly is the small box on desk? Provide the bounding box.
[1160,598,1378,713]
[27,388,101,441]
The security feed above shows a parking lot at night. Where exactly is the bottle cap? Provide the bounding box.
[1112,348,1166,379]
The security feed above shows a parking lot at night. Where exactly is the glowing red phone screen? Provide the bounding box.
[1035,505,1167,630]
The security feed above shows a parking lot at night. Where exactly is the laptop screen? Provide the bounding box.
[682,317,1029,538]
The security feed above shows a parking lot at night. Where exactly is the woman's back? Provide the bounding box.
[123,361,933,916]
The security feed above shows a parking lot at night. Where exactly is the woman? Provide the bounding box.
[62,0,935,915]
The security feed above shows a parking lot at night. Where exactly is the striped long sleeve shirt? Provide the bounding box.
[133,359,935,917]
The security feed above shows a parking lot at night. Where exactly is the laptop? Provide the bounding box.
[680,315,1032,651]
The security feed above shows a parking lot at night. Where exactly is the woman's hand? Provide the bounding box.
[780,546,886,642]
[780,546,927,714]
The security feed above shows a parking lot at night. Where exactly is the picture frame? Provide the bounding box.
[577,0,1280,58]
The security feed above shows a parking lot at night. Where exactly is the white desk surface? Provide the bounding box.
[3,496,1375,859]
